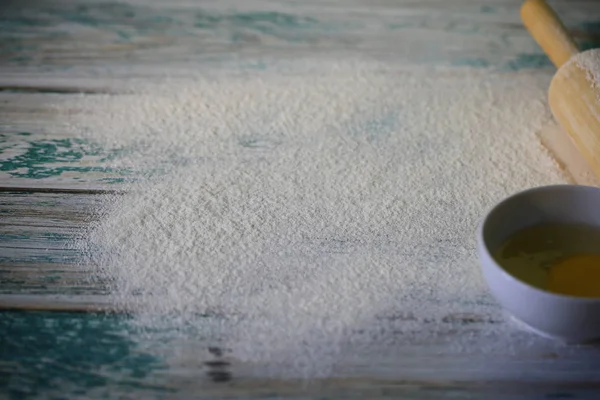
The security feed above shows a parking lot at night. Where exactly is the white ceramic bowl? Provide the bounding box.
[477,184,600,343]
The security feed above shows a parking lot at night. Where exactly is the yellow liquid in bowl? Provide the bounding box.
[547,254,600,297]
[493,223,600,298]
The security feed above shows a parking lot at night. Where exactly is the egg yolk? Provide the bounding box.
[547,254,600,298]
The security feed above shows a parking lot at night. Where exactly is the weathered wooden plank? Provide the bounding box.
[0,294,113,311]
[0,191,109,298]
[1,189,600,392]
[2,189,600,388]
[2,310,600,398]
[0,0,598,190]
[0,131,126,188]
[0,0,598,75]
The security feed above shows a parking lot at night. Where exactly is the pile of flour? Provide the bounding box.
[575,48,600,88]
[67,60,566,377]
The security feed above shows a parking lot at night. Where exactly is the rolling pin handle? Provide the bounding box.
[520,0,579,68]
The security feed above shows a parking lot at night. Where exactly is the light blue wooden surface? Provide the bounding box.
[2,1,600,399]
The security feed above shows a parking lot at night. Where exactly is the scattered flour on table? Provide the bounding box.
[66,60,567,378]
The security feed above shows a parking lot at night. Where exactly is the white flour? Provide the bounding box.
[575,48,600,88]
[68,60,567,378]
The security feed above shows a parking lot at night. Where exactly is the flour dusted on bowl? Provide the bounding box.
[67,59,566,377]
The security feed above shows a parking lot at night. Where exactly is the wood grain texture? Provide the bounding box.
[3,0,600,398]
[0,191,107,299]
[538,122,600,186]
[549,51,600,181]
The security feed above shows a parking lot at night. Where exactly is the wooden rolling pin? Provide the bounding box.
[521,0,600,180]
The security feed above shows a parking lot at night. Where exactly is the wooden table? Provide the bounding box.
[2,1,600,398]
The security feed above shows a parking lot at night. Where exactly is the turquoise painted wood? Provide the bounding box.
[2,1,600,398]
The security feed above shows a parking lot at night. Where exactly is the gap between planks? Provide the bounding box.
[0,186,124,195]
[0,85,111,94]
[0,294,123,313]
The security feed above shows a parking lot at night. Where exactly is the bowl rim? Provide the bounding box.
[477,183,600,303]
